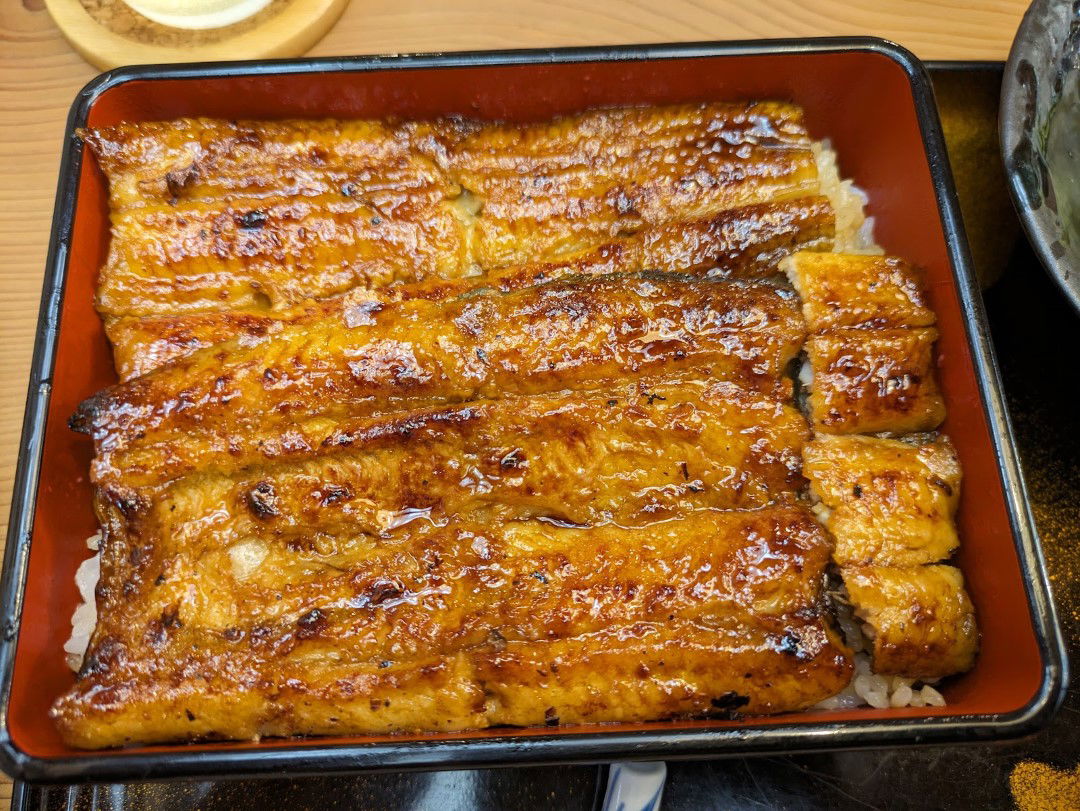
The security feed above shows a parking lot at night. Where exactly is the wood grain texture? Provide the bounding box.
[0,0,1025,793]
[45,0,350,70]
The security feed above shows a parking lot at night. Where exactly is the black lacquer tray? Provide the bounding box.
[12,62,1078,808]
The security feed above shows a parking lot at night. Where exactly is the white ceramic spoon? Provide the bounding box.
[602,761,667,811]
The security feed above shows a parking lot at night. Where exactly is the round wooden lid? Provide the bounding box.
[45,0,349,71]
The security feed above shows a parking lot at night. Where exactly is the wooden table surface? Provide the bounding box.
[0,0,1029,802]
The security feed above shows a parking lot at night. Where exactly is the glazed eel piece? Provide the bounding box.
[804,434,961,568]
[788,251,977,682]
[783,252,946,435]
[106,196,835,380]
[85,117,473,316]
[803,434,976,680]
[446,100,821,268]
[52,504,852,748]
[87,378,810,579]
[86,102,821,320]
[89,375,809,509]
[73,274,807,488]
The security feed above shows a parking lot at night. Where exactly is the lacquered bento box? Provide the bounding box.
[0,38,1066,782]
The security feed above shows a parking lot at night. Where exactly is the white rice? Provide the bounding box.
[64,532,101,672]
[797,359,814,390]
[813,140,883,256]
[815,652,946,710]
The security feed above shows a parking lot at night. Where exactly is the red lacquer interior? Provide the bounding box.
[8,49,1045,761]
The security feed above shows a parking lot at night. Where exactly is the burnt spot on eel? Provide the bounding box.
[236,209,268,230]
[710,691,750,714]
[245,481,280,519]
[318,483,354,506]
[296,608,327,640]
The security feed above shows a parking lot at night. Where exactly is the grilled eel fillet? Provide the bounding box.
[85,102,821,320]
[85,117,470,315]
[804,435,976,680]
[843,566,977,680]
[86,380,810,572]
[804,434,961,567]
[90,378,809,512]
[52,505,852,748]
[447,102,820,268]
[782,252,946,434]
[73,274,806,487]
[105,196,835,380]
[803,328,946,434]
[790,251,977,682]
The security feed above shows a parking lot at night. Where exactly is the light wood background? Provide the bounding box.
[0,0,1029,802]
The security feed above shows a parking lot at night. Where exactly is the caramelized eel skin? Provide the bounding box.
[85,102,819,320]
[448,101,819,267]
[85,117,474,316]
[788,252,976,683]
[58,104,863,748]
[73,275,806,487]
[781,253,935,332]
[105,196,835,380]
[842,565,977,680]
[51,505,852,748]
[803,434,961,567]
[98,382,810,576]
[91,378,809,511]
[805,327,946,434]
[784,252,947,435]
